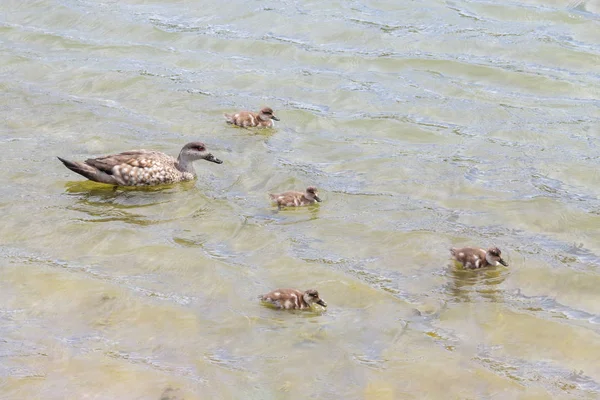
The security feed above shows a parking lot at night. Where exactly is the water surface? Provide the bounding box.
[1,0,600,398]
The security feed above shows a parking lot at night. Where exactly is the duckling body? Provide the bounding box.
[58,142,222,186]
[260,288,327,310]
[269,186,321,207]
[224,107,279,128]
[450,246,508,269]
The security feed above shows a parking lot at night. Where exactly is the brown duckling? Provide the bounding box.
[260,288,327,310]
[269,186,321,207]
[450,246,508,269]
[224,107,279,128]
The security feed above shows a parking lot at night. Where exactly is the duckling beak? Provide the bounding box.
[499,258,508,266]
[316,299,327,307]
[204,153,223,164]
[314,195,322,202]
[271,115,280,121]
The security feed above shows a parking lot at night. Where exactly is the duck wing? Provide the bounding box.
[84,149,158,173]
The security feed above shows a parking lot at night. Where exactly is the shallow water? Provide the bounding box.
[1,0,600,398]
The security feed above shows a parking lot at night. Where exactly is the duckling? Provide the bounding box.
[450,246,508,269]
[260,288,327,310]
[224,107,279,128]
[57,142,222,186]
[269,186,321,207]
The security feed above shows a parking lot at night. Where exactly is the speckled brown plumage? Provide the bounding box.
[58,142,222,186]
[269,186,321,207]
[260,288,327,310]
[450,246,508,269]
[224,107,279,128]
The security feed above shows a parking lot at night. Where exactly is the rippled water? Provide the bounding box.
[1,0,600,398]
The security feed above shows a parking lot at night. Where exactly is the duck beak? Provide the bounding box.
[205,153,223,164]
[271,115,280,121]
[316,299,327,307]
[499,258,508,266]
[314,195,322,202]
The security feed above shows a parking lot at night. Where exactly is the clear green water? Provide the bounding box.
[1,0,600,398]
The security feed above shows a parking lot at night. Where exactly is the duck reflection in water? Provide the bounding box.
[446,263,508,303]
[63,180,198,225]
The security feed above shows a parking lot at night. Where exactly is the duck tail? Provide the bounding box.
[57,157,118,185]
[223,113,234,124]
